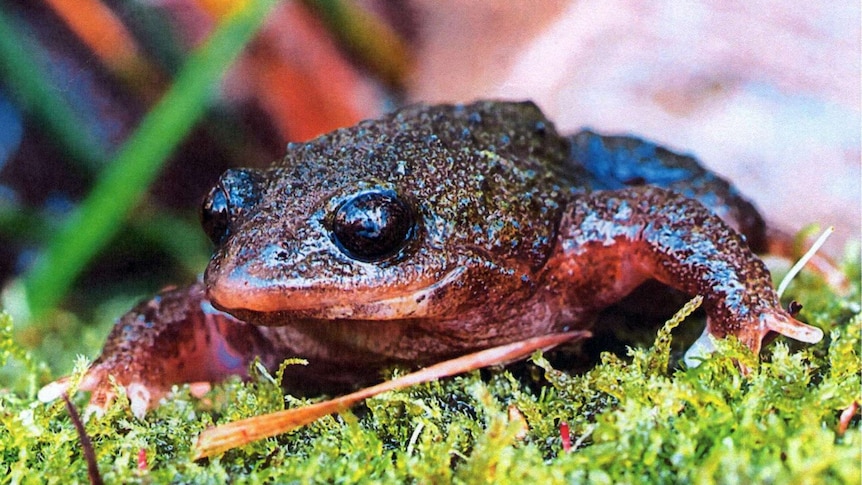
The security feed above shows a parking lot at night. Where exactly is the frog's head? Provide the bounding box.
[201,101,570,325]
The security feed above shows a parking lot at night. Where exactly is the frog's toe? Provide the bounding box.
[124,382,154,419]
[37,376,72,403]
[763,310,824,344]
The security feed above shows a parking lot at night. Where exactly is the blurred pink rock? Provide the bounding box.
[410,0,860,254]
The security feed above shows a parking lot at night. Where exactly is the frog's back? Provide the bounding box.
[272,100,586,188]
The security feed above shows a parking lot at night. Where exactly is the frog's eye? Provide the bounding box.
[331,190,416,262]
[201,184,228,245]
[200,169,265,245]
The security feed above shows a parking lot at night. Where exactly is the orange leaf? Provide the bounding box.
[193,331,589,459]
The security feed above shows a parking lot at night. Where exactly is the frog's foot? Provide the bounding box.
[38,363,169,419]
[684,306,823,368]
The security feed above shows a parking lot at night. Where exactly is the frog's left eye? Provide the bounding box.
[331,190,416,262]
[201,184,230,245]
[200,169,265,245]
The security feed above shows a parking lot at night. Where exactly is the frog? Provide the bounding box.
[39,100,823,416]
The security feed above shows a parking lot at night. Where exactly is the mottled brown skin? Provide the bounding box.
[43,101,822,413]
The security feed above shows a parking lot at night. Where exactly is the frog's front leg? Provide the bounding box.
[39,282,280,417]
[551,186,822,357]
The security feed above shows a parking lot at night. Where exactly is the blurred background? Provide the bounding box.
[0,0,858,373]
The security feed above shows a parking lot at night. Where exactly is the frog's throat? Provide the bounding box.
[208,266,467,320]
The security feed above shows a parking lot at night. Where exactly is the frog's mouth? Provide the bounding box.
[206,266,468,321]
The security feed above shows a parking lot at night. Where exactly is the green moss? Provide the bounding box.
[0,250,859,483]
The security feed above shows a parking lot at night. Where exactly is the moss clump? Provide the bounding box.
[0,249,859,483]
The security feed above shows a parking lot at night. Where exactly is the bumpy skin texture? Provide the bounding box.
[567,131,768,252]
[43,101,822,413]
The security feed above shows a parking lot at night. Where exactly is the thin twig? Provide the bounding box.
[62,393,103,485]
[777,226,834,297]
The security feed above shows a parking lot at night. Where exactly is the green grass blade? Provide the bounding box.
[22,0,280,318]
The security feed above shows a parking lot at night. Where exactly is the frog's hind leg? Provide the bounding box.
[567,130,766,252]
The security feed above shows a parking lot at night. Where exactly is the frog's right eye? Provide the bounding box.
[200,169,265,246]
[330,190,416,263]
